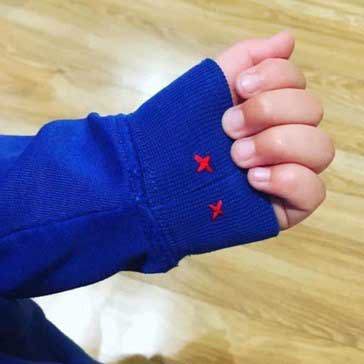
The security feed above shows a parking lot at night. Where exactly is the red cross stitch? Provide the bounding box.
[209,200,223,221]
[194,154,213,173]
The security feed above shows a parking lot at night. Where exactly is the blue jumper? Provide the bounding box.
[0,59,279,363]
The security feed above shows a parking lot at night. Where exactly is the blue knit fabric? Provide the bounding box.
[0,59,279,363]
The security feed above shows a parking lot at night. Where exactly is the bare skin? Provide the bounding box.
[216,31,335,230]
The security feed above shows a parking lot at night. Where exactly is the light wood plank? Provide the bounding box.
[1,1,362,363]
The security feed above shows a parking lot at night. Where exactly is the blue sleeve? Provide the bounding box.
[0,298,98,364]
[0,59,279,298]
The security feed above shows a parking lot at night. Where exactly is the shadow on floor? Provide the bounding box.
[111,331,235,364]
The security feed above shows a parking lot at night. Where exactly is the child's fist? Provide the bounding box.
[216,31,335,230]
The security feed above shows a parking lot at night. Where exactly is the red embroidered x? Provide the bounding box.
[194,154,213,173]
[209,200,223,221]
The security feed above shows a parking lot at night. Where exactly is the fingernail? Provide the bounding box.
[235,138,255,162]
[251,167,271,182]
[222,107,244,134]
[239,73,263,94]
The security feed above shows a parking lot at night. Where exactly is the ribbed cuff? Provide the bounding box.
[128,59,279,268]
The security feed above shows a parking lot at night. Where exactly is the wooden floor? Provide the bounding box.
[1,1,364,363]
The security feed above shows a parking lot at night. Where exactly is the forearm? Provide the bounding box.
[0,59,278,298]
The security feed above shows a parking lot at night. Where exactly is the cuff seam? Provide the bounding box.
[121,114,178,270]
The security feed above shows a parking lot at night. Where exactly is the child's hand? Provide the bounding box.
[216,31,335,230]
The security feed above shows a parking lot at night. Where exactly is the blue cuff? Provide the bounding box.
[128,59,279,267]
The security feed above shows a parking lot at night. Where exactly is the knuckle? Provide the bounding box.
[326,136,336,166]
[308,92,325,122]
[269,128,287,155]
[281,168,299,190]
[260,58,293,79]
[320,130,336,167]
[308,177,326,211]
[254,93,274,120]
[260,59,306,87]
[318,180,327,205]
[289,62,307,88]
[316,103,325,123]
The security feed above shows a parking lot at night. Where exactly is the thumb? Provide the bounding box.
[216,30,295,103]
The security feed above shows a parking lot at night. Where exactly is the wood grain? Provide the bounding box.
[1,1,363,363]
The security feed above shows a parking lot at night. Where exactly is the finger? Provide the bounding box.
[231,124,335,173]
[216,30,295,103]
[235,58,306,100]
[222,89,323,139]
[242,30,295,64]
[247,163,326,229]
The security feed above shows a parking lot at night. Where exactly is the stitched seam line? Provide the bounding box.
[120,114,177,269]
